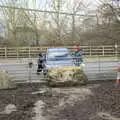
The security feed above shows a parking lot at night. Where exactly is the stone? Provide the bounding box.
[0,70,16,89]
[32,90,47,95]
[4,104,17,114]
[0,104,17,114]
[32,100,46,120]
[97,112,120,120]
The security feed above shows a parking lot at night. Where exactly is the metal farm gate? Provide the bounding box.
[0,45,119,83]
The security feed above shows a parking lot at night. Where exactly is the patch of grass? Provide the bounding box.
[85,56,119,61]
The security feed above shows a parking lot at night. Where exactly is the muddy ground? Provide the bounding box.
[0,81,120,120]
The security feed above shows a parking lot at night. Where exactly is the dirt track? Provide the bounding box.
[0,81,120,120]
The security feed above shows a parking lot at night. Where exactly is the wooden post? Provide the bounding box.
[4,47,7,58]
[90,46,92,56]
[115,44,118,56]
[98,46,101,72]
[102,46,104,56]
[29,47,31,58]
[17,47,19,59]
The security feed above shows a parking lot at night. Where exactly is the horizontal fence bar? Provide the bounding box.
[0,45,120,58]
[0,59,118,82]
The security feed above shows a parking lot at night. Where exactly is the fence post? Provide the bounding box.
[29,47,31,58]
[4,47,7,58]
[102,46,104,56]
[17,48,19,59]
[98,46,101,72]
[115,44,118,57]
[90,46,92,56]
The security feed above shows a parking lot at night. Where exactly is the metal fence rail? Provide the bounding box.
[0,45,120,58]
[0,58,118,83]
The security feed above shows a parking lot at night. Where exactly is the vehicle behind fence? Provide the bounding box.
[0,55,118,83]
[0,45,119,83]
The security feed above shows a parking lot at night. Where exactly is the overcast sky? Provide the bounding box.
[26,0,102,10]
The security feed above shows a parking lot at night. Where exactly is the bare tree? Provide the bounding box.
[0,0,19,45]
[49,0,67,45]
[0,0,99,46]
[96,0,120,25]
[0,0,46,46]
